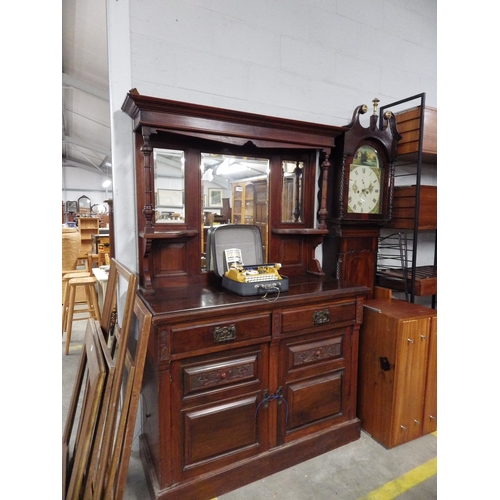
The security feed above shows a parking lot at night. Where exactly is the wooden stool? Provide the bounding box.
[62,271,91,331]
[63,276,101,355]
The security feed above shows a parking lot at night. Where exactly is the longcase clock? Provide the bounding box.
[323,98,401,296]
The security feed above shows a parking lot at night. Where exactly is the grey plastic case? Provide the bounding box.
[206,224,288,296]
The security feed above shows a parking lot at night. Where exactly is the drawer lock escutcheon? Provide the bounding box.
[313,309,330,325]
[213,324,237,343]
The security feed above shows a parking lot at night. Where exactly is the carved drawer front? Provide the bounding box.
[281,300,356,333]
[285,335,344,373]
[170,312,272,355]
[183,354,260,397]
[286,370,344,431]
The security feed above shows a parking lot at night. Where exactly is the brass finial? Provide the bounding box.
[372,97,380,115]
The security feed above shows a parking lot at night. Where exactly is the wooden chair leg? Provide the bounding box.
[62,280,71,334]
[65,285,77,355]
[88,284,101,322]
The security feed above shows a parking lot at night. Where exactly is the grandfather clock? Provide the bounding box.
[323,98,401,296]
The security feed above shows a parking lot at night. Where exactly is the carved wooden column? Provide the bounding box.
[141,126,155,233]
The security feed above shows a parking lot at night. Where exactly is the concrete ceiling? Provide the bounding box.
[62,0,111,177]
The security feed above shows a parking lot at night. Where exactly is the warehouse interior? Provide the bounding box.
[7,1,498,499]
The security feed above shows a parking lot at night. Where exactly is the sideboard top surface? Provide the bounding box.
[139,275,369,321]
[364,298,437,320]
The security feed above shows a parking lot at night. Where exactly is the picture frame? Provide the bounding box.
[157,189,183,208]
[66,200,78,213]
[208,188,223,207]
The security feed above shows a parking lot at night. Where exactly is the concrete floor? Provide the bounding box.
[63,312,437,500]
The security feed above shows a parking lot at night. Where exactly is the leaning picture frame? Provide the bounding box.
[208,188,223,207]
[157,189,183,208]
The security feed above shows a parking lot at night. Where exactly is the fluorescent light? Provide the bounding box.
[102,179,112,188]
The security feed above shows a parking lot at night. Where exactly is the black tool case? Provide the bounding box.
[206,224,289,296]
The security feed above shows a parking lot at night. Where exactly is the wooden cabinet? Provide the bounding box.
[232,182,254,224]
[76,217,99,256]
[357,298,437,449]
[139,277,368,500]
[120,91,368,499]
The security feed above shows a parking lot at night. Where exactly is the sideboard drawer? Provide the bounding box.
[281,300,356,333]
[183,353,261,397]
[285,334,345,373]
[170,313,272,355]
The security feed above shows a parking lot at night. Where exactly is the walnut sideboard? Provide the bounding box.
[137,275,369,500]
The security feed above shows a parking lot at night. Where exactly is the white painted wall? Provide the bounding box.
[107,0,437,273]
[62,167,113,208]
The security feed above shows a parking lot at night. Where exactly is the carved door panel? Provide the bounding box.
[172,344,269,483]
[277,328,352,446]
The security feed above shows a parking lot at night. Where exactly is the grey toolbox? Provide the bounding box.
[206,224,289,296]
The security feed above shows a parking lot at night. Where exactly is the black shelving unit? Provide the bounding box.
[378,93,437,308]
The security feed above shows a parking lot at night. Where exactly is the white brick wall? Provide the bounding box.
[107,0,437,287]
[127,0,436,124]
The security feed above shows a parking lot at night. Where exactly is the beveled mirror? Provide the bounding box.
[200,153,270,266]
[281,160,304,223]
[154,148,185,222]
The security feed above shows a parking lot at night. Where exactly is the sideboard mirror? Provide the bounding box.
[154,148,185,223]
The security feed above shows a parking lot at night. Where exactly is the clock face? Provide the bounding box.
[348,146,382,214]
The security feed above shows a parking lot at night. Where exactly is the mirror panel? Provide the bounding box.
[154,148,185,223]
[78,195,91,216]
[200,153,270,268]
[281,161,304,223]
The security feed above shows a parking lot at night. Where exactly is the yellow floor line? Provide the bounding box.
[207,452,437,500]
[65,343,83,353]
[357,456,437,500]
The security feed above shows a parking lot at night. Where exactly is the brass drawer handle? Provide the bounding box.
[213,324,237,343]
[313,309,330,325]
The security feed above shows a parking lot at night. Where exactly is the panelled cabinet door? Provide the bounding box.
[172,345,269,483]
[278,328,352,446]
[391,318,430,447]
[422,317,437,435]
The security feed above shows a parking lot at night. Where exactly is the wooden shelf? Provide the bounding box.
[76,217,100,256]
[395,105,437,162]
[389,185,436,230]
[376,265,437,297]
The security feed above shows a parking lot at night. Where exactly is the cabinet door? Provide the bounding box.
[337,231,378,293]
[278,328,352,445]
[422,316,437,435]
[172,344,269,482]
[391,318,430,447]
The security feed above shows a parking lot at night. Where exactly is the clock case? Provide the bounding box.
[328,103,401,224]
[322,101,402,295]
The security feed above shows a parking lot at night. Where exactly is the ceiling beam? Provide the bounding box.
[62,73,109,101]
[62,158,107,173]
[63,134,111,157]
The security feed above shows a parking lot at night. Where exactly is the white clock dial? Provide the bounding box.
[348,165,381,214]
